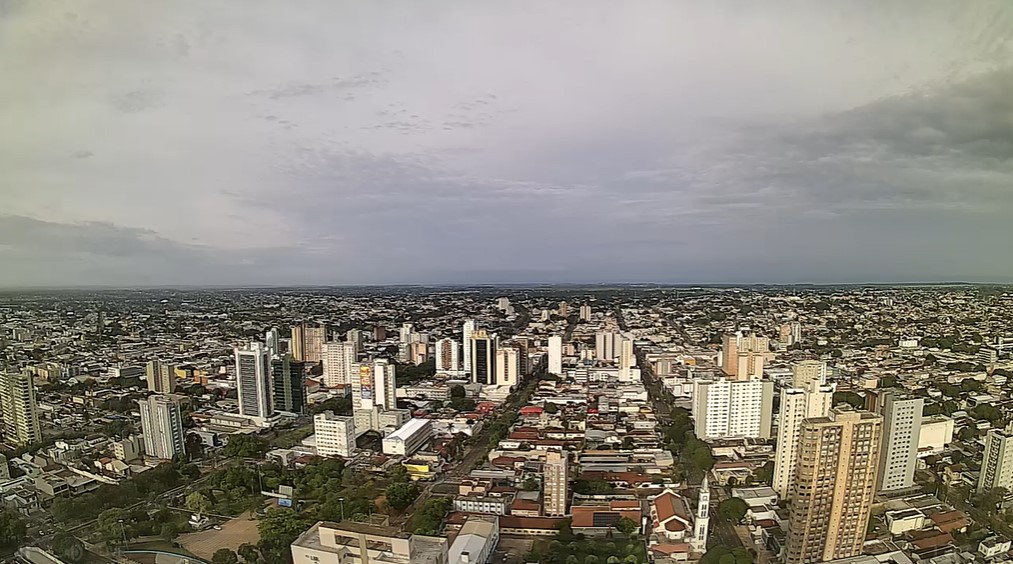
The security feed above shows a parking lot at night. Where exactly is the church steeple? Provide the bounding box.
[692,476,711,552]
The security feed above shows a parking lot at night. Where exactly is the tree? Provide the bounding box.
[385,482,421,512]
[258,508,309,548]
[185,492,212,516]
[751,461,775,486]
[717,498,748,523]
[450,385,466,398]
[449,397,477,412]
[522,476,541,491]
[223,434,269,459]
[387,464,409,484]
[0,509,26,550]
[212,548,240,564]
[614,517,638,537]
[544,402,560,414]
[238,543,261,564]
[51,532,85,563]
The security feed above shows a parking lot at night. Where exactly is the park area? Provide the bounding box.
[178,511,261,561]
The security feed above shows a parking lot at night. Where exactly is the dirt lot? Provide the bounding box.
[495,537,536,564]
[178,511,261,560]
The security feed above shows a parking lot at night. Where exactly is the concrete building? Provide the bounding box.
[693,377,774,440]
[235,342,273,423]
[773,378,835,498]
[919,415,955,454]
[410,341,429,365]
[138,394,185,460]
[448,515,499,564]
[595,332,622,361]
[579,304,592,321]
[290,521,448,564]
[0,372,41,446]
[346,329,364,352]
[272,354,306,414]
[382,418,434,456]
[322,341,356,388]
[314,411,356,458]
[869,392,923,492]
[291,324,326,363]
[979,429,1013,493]
[462,320,476,374]
[470,329,497,385]
[721,332,770,380]
[618,338,636,381]
[692,476,711,552]
[145,360,176,393]
[496,346,521,389]
[351,359,397,411]
[544,449,569,517]
[436,338,460,372]
[547,336,563,376]
[791,360,827,388]
[785,408,883,564]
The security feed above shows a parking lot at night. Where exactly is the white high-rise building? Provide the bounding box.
[138,394,185,460]
[266,328,281,358]
[871,392,923,492]
[579,304,592,321]
[792,360,828,389]
[496,346,521,389]
[979,429,1013,493]
[462,320,476,373]
[693,377,774,440]
[352,359,397,411]
[235,342,273,422]
[692,476,711,552]
[594,331,623,361]
[619,338,636,381]
[400,322,415,344]
[772,379,835,498]
[0,372,41,446]
[547,336,563,375]
[322,341,356,388]
[314,411,356,458]
[435,338,460,372]
[544,450,569,516]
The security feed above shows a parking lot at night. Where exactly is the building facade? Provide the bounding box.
[323,341,356,388]
[272,354,307,414]
[145,360,176,393]
[547,336,563,376]
[470,329,496,385]
[721,332,770,380]
[772,378,835,498]
[543,450,569,517]
[693,378,774,440]
[979,429,1013,493]
[462,320,476,374]
[495,346,521,389]
[435,338,460,372]
[235,342,273,422]
[0,372,41,447]
[870,392,923,492]
[138,394,186,460]
[314,411,356,458]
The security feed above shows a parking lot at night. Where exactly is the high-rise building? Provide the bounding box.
[235,342,273,422]
[785,408,882,564]
[322,341,356,388]
[435,338,460,372]
[496,346,521,389]
[400,322,415,344]
[291,324,326,363]
[410,341,429,365]
[791,360,827,389]
[146,360,176,393]
[721,332,770,380]
[138,394,185,460]
[692,476,711,552]
[266,328,281,358]
[595,332,623,361]
[0,372,42,446]
[462,320,476,373]
[272,354,307,414]
[979,429,1013,493]
[772,379,835,498]
[557,301,569,317]
[868,391,923,492]
[693,377,774,440]
[352,359,397,411]
[290,325,305,361]
[345,329,364,353]
[544,449,569,516]
[373,325,386,341]
[579,304,592,321]
[470,329,496,385]
[547,336,563,375]
[619,338,636,381]
[497,297,512,311]
[314,411,356,458]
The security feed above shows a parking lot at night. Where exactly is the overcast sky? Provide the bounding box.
[2,0,1013,287]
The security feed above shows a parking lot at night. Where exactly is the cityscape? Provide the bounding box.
[0,285,1010,564]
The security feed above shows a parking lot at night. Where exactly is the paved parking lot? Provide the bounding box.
[178,512,260,560]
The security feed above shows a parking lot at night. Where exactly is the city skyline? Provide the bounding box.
[3,1,1013,287]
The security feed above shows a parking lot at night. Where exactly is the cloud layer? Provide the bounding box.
[2,0,1013,286]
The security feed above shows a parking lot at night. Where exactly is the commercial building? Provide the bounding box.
[138,394,185,460]
[322,341,356,388]
[0,372,42,446]
[470,329,497,385]
[919,415,955,454]
[979,429,1013,493]
[234,342,273,423]
[448,515,500,564]
[290,521,448,564]
[314,411,356,458]
[382,418,434,456]
[721,332,770,380]
[145,360,176,393]
[693,377,774,440]
[547,336,563,375]
[291,324,326,363]
[496,346,521,389]
[544,449,569,517]
[462,320,476,373]
[436,338,460,372]
[772,376,835,498]
[868,392,923,492]
[272,354,307,414]
[618,338,636,381]
[352,359,397,411]
[791,360,827,388]
[785,408,883,564]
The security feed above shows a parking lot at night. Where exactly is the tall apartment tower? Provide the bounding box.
[0,372,42,446]
[314,411,356,458]
[721,332,770,380]
[138,394,185,460]
[399,322,415,344]
[470,329,497,385]
[544,449,569,516]
[462,320,476,373]
[352,359,397,411]
[266,328,281,358]
[595,332,621,361]
[291,324,326,363]
[146,360,177,393]
[290,325,305,361]
[978,429,1013,493]
[235,342,273,422]
[272,354,307,414]
[496,346,521,389]
[772,378,835,498]
[619,338,636,381]
[791,360,827,389]
[579,304,592,321]
[693,377,774,440]
[547,336,563,375]
[785,408,883,564]
[345,329,364,353]
[435,338,460,372]
[557,301,569,317]
[322,341,356,388]
[692,476,711,552]
[868,391,923,492]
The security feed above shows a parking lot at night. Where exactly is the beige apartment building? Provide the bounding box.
[785,408,883,564]
[543,449,569,517]
[720,332,771,380]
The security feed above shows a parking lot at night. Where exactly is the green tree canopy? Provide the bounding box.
[717,497,749,523]
[212,548,239,564]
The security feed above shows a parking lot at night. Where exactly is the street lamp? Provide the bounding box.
[117,519,127,550]
[338,497,345,521]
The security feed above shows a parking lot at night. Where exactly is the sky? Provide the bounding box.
[2,0,1013,287]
